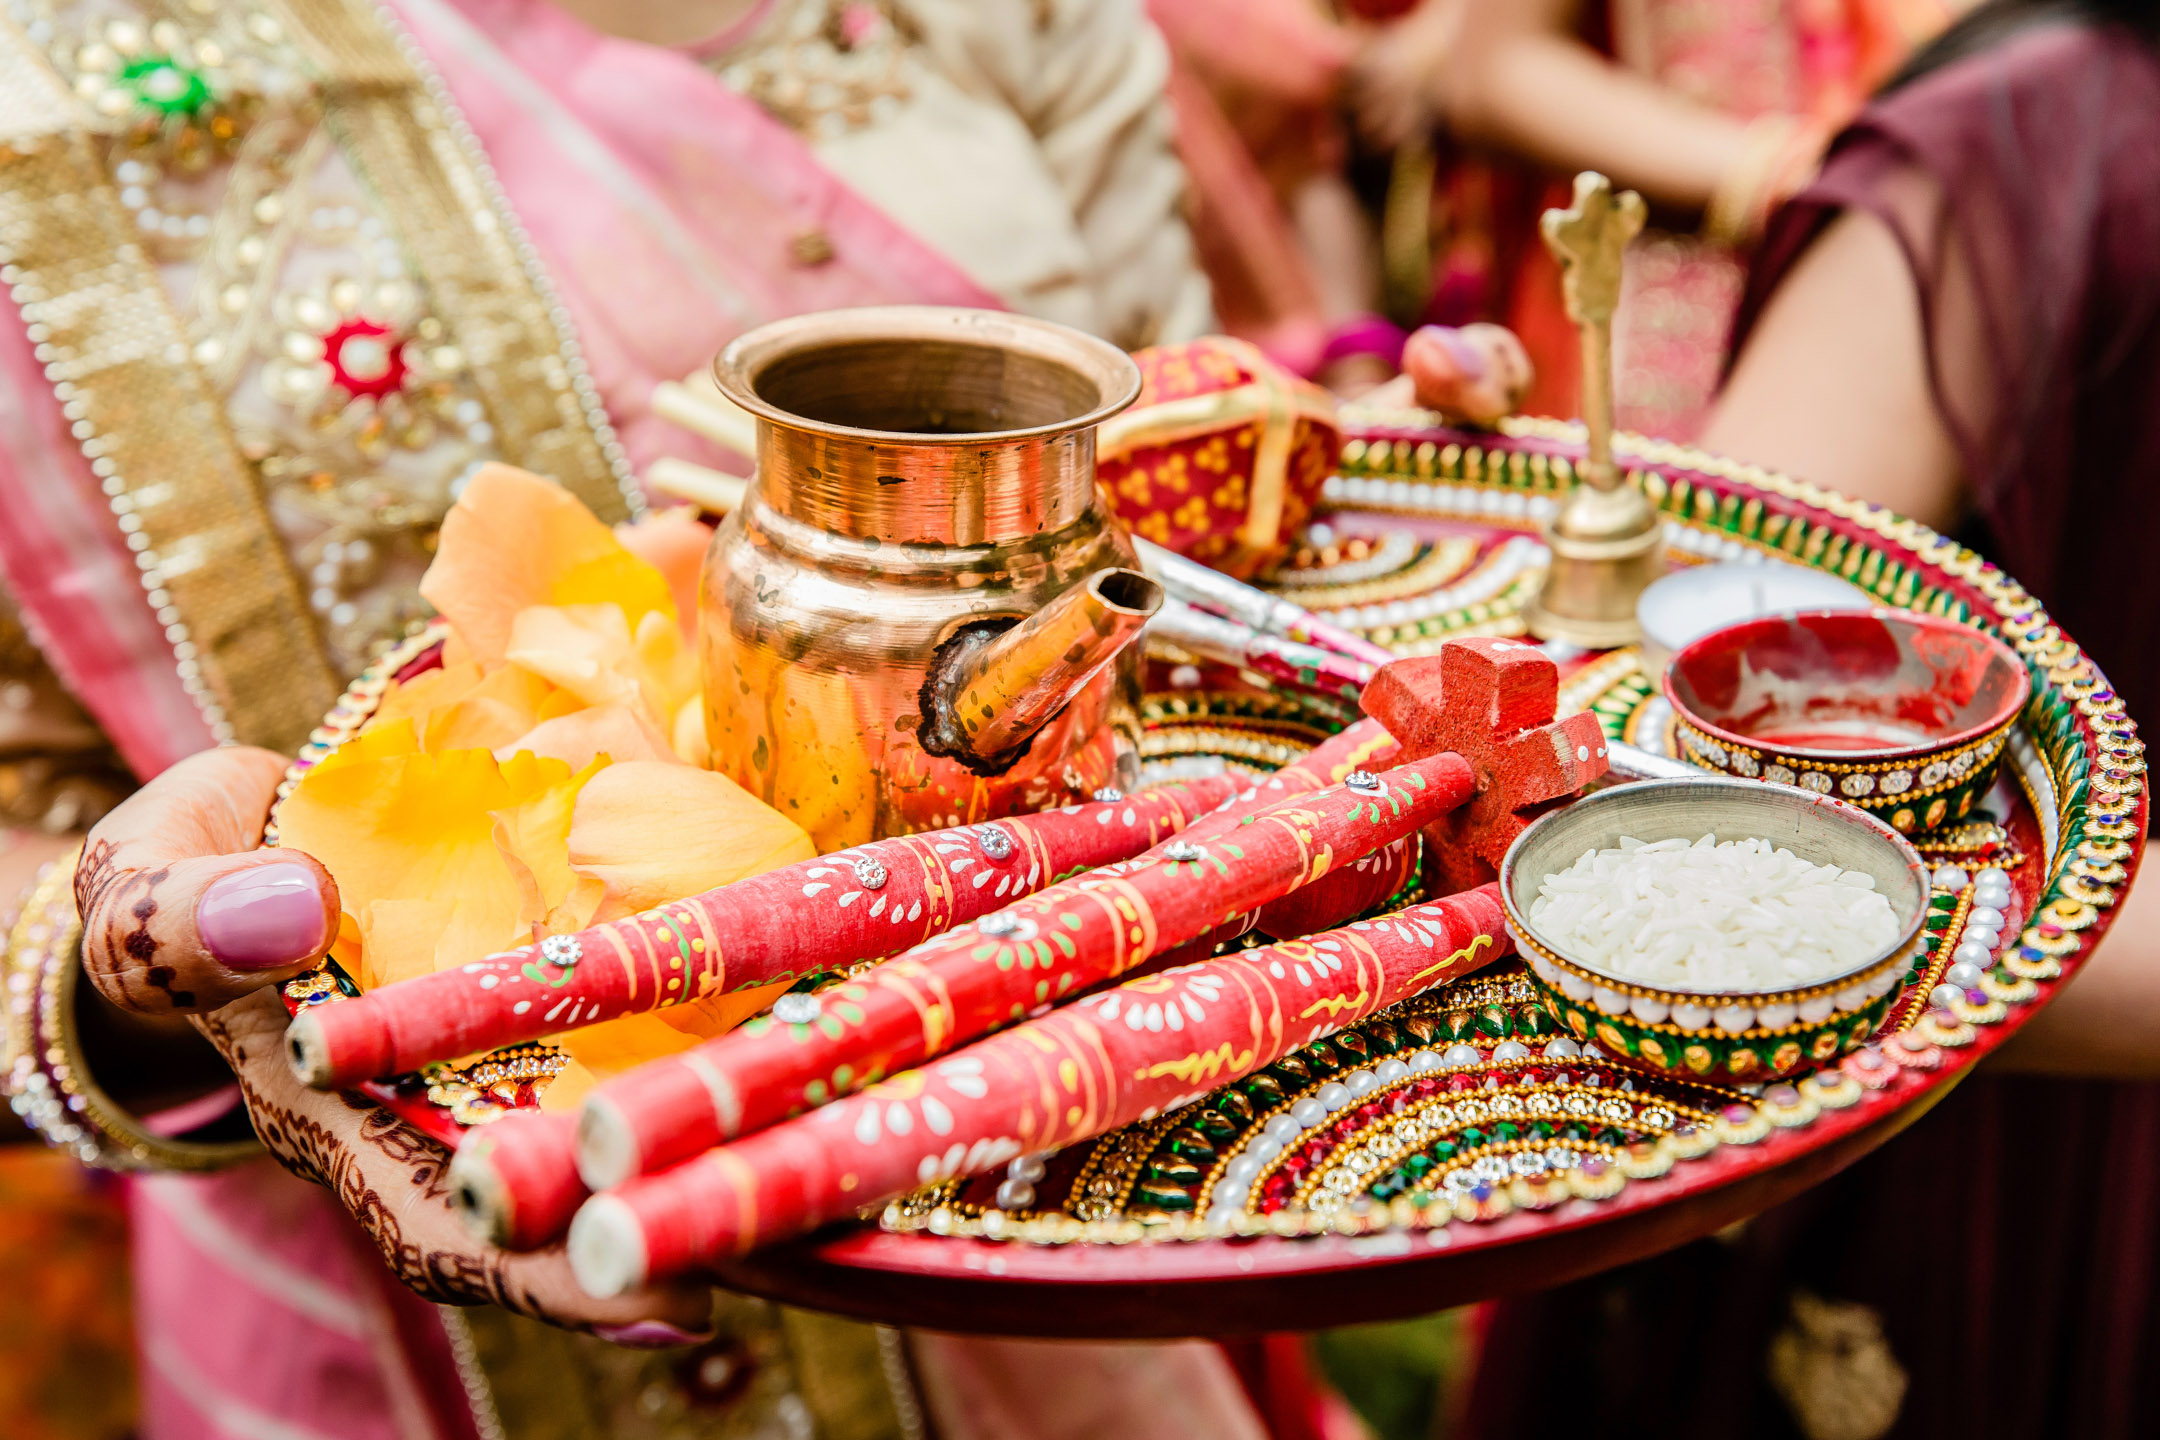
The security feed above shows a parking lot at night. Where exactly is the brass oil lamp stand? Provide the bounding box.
[1522,172,1663,649]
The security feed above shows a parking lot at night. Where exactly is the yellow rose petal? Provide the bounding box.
[277,721,581,982]
[372,660,487,734]
[357,897,455,992]
[491,754,609,938]
[505,604,644,712]
[615,507,712,642]
[499,704,680,771]
[670,696,711,769]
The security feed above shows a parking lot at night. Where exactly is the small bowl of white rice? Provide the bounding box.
[1500,777,1929,1084]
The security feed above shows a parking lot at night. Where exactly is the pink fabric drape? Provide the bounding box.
[0,0,998,780]
[399,0,1003,476]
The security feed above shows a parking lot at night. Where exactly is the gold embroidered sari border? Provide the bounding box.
[0,0,640,756]
[278,0,640,525]
[0,19,341,753]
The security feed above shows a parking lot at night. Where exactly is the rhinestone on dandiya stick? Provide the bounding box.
[567,885,1514,1293]
[285,777,1244,1091]
[574,639,1606,1193]
[450,717,1401,1248]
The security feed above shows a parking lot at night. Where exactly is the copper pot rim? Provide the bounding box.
[712,305,1143,445]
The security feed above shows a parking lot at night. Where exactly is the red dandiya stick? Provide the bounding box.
[573,751,1477,1190]
[284,777,1242,1090]
[1141,834,1419,973]
[451,720,1405,1249]
[456,832,1420,1251]
[449,1110,584,1249]
[573,637,1607,1194]
[568,885,1511,1291]
[1187,716,1399,830]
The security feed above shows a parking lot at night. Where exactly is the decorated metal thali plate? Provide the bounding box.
[282,413,2145,1337]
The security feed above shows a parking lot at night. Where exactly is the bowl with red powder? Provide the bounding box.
[1663,609,2030,835]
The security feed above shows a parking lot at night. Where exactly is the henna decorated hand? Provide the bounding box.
[76,746,338,1015]
[200,988,717,1338]
[75,749,711,1333]
[1363,323,1535,427]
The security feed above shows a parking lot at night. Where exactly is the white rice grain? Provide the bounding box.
[1529,834,1899,992]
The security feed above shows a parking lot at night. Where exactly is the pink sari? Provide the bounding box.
[0,5,1266,1438]
[0,0,998,781]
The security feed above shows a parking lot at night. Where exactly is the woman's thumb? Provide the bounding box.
[77,747,340,1014]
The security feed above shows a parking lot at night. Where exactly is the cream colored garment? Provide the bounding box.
[716,0,1216,349]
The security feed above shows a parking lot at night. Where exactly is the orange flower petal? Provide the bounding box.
[567,761,815,922]
[356,898,455,992]
[421,463,674,665]
[632,609,698,719]
[655,982,792,1039]
[425,665,570,753]
[491,754,609,937]
[539,1058,598,1112]
[505,604,644,713]
[373,660,487,734]
[669,696,710,769]
[499,704,680,770]
[328,910,363,978]
[505,604,697,726]
[616,507,712,642]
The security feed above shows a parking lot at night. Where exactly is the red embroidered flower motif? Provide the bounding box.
[320,317,410,401]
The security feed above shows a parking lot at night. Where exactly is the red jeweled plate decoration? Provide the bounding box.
[280,414,2143,1338]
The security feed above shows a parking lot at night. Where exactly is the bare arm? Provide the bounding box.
[1699,209,1964,532]
[1990,875,2160,1077]
[1350,0,1753,213]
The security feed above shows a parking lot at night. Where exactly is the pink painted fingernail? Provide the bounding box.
[198,863,331,971]
[596,1320,713,1349]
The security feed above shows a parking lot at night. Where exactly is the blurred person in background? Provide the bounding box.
[1456,3,2160,1437]
[1148,0,1412,397]
[1347,0,1971,438]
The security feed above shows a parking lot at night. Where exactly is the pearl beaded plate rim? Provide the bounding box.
[1498,776,1931,1007]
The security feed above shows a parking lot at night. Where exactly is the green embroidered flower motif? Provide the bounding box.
[118,55,212,117]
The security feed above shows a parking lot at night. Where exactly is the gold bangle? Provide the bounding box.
[3,846,262,1171]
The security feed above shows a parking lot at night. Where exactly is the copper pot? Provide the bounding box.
[700,307,1155,849]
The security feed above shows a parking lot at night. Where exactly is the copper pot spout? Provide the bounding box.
[918,568,1163,773]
